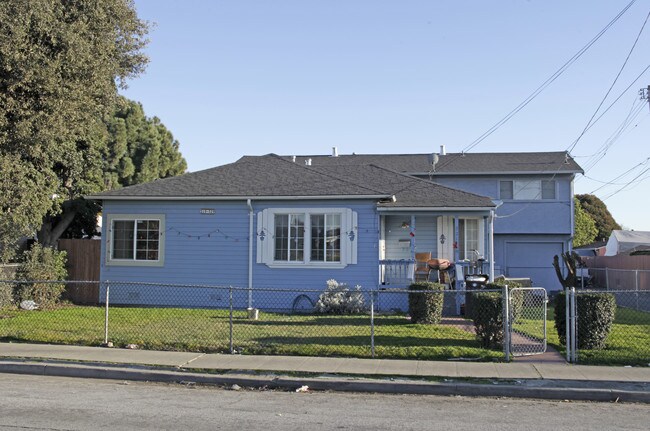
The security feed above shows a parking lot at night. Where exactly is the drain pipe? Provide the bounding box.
[247,199,253,310]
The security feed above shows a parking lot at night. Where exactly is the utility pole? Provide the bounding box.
[641,85,650,111]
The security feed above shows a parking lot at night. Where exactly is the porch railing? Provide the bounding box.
[379,259,414,285]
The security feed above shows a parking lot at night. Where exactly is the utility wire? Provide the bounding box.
[580,98,647,173]
[463,0,639,154]
[432,0,638,174]
[567,7,650,154]
[589,156,650,194]
[601,166,650,200]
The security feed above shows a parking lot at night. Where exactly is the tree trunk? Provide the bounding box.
[38,209,77,248]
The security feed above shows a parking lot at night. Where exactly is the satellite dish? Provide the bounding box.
[428,153,439,170]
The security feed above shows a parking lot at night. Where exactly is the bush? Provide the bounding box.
[14,243,68,309]
[555,291,616,350]
[465,278,523,322]
[486,278,524,320]
[469,292,504,349]
[408,281,445,324]
[314,279,366,314]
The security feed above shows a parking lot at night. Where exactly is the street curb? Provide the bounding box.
[1,361,649,403]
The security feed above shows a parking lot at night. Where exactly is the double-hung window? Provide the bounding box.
[258,208,355,268]
[458,219,480,261]
[499,180,556,200]
[106,214,165,266]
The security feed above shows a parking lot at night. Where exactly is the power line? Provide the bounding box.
[589,156,650,194]
[601,166,650,200]
[580,98,647,173]
[431,0,639,174]
[567,7,650,154]
[461,0,639,154]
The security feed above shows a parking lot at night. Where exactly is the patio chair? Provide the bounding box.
[414,252,432,281]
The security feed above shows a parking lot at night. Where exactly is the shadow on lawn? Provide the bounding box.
[248,334,482,348]
[229,315,409,326]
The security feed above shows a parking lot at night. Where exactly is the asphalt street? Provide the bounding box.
[0,374,648,431]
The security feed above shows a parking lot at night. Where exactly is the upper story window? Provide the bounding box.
[499,180,556,200]
[106,214,165,267]
[258,208,356,268]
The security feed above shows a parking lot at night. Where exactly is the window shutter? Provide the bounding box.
[256,210,266,264]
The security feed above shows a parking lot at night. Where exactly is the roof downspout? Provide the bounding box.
[247,199,254,310]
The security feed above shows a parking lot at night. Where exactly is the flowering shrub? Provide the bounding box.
[314,279,367,314]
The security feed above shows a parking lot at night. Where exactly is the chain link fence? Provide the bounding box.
[3,280,648,365]
[0,280,520,361]
[580,268,650,299]
[560,288,650,366]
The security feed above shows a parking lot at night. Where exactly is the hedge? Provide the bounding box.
[555,291,616,350]
[408,281,445,324]
[466,279,524,349]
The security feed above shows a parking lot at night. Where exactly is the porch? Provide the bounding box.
[378,212,496,289]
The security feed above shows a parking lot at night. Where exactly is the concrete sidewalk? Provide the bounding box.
[1,342,650,402]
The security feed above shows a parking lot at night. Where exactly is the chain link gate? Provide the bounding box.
[505,287,548,358]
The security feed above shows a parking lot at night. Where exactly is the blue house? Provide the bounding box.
[88,150,582,310]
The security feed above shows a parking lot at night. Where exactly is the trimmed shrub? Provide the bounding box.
[486,278,524,320]
[465,278,523,322]
[315,279,366,314]
[14,243,68,309]
[554,291,616,350]
[470,291,504,349]
[408,281,445,324]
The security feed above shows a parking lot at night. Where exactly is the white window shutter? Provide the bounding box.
[256,210,265,264]
[350,210,358,264]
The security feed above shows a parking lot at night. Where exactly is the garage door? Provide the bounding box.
[505,242,564,290]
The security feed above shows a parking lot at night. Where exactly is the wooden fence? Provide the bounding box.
[58,239,100,304]
[583,255,650,290]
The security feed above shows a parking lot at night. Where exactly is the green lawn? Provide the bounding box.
[515,305,650,366]
[2,303,647,365]
[0,305,503,361]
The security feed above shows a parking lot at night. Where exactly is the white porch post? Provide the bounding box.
[489,210,495,281]
[409,215,416,258]
[453,216,460,262]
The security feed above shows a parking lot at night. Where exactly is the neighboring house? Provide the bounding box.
[573,241,607,257]
[605,230,650,256]
[87,150,582,310]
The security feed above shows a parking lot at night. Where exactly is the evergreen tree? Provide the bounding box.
[0,0,148,259]
[575,194,621,242]
[573,197,598,247]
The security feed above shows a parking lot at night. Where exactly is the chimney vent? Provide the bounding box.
[305,158,312,166]
[291,156,296,163]
[440,145,446,156]
[332,147,339,157]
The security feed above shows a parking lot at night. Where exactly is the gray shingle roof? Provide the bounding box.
[310,164,494,208]
[88,154,494,208]
[284,152,583,175]
[88,154,388,199]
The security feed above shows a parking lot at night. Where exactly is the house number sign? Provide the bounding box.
[200,208,216,215]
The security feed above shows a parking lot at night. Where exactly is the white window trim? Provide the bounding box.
[257,208,357,269]
[105,214,166,267]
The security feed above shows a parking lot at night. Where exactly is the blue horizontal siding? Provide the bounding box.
[100,199,381,310]
[433,174,574,235]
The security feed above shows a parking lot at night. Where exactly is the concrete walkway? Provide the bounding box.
[1,343,649,402]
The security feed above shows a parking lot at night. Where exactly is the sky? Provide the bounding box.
[121,0,650,231]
